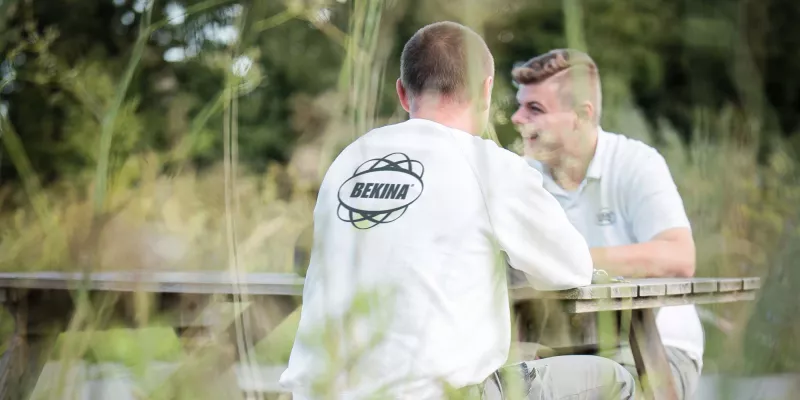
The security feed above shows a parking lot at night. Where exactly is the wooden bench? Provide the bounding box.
[0,272,302,399]
[0,272,761,399]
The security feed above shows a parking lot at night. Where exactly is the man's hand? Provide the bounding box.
[589,227,696,278]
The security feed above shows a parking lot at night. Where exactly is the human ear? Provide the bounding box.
[396,79,411,113]
[480,76,494,111]
[576,101,594,124]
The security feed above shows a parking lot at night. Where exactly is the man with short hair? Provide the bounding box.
[280,24,635,399]
[510,49,703,399]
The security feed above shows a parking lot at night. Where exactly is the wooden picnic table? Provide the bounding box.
[0,271,761,400]
[510,274,761,399]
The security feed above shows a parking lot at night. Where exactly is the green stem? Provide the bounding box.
[0,117,49,225]
[563,0,588,51]
[147,0,238,33]
[252,9,297,33]
[92,0,153,214]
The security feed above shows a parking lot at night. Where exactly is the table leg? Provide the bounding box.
[629,309,678,400]
[0,290,46,400]
[0,294,22,399]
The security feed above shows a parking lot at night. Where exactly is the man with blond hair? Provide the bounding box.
[281,24,635,399]
[509,48,702,399]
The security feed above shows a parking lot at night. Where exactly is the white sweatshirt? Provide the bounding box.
[279,118,593,399]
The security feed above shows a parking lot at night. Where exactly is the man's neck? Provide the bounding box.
[409,99,480,136]
[546,127,599,191]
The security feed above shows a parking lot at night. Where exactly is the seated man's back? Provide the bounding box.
[281,117,593,398]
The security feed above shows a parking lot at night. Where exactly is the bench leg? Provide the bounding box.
[145,295,300,398]
[629,309,678,400]
[0,291,49,400]
[0,310,24,399]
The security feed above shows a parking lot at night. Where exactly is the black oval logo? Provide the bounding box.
[337,153,425,229]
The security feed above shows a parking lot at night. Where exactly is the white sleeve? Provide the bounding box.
[625,150,691,242]
[476,144,593,291]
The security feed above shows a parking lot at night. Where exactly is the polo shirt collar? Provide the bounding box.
[524,157,563,195]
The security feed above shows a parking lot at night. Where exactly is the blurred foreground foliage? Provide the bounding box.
[1,0,799,379]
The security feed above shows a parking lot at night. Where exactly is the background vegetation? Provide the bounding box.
[1,0,799,396]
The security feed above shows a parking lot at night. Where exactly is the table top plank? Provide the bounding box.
[633,281,667,297]
[0,271,305,296]
[566,291,757,313]
[511,283,638,300]
[515,277,760,300]
[743,277,761,290]
[628,279,693,296]
[0,272,760,303]
[608,284,638,298]
[690,278,719,293]
[717,278,744,292]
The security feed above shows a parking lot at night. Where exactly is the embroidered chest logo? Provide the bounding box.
[596,208,617,226]
[337,152,425,229]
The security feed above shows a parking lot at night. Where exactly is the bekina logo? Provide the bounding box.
[337,152,425,229]
[348,182,411,200]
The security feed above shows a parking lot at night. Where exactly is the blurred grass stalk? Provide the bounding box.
[562,0,587,51]
[93,0,152,215]
[341,0,387,140]
[0,116,61,249]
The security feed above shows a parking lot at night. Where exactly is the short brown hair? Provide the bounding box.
[512,49,602,121]
[400,21,494,102]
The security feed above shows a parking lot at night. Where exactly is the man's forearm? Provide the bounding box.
[590,240,696,278]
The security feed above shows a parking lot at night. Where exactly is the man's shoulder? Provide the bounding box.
[523,156,545,172]
[469,138,539,174]
[600,130,681,201]
[332,120,420,158]
[322,119,466,180]
[601,130,666,170]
